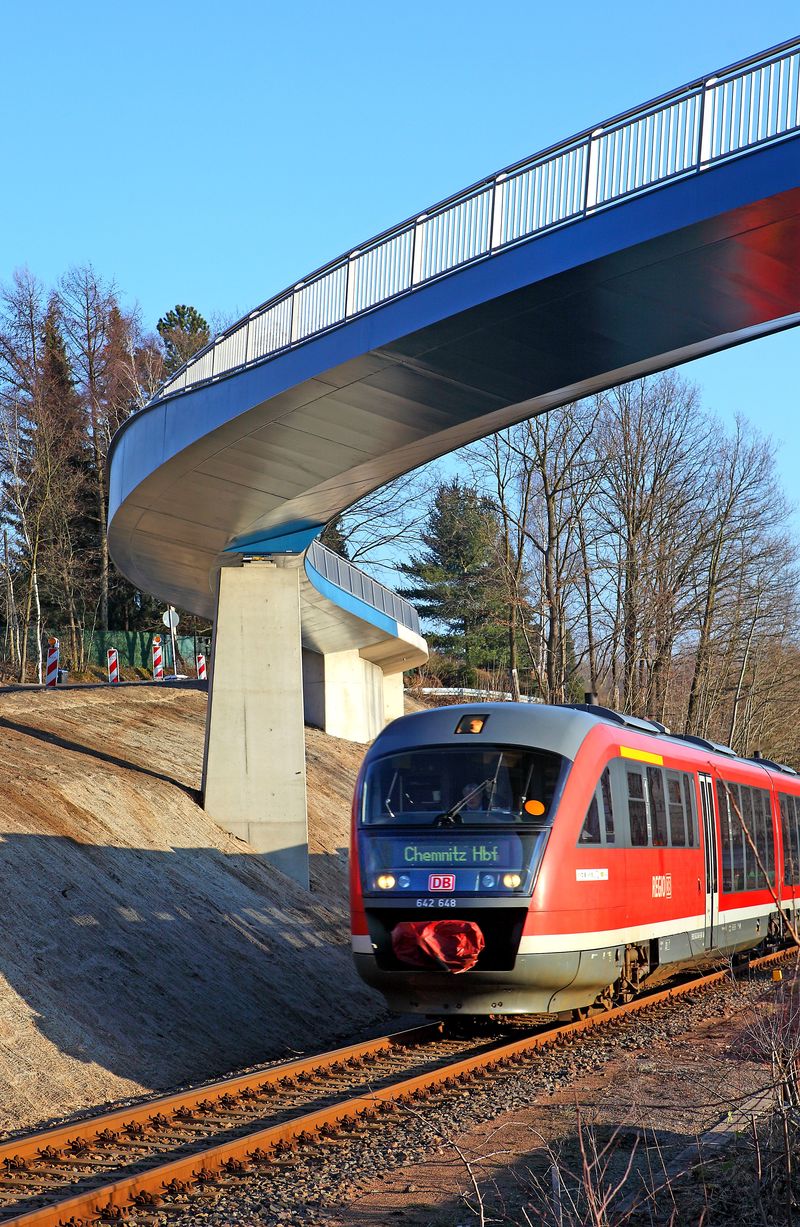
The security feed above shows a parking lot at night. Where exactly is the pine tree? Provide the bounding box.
[397,478,507,666]
[157,304,210,376]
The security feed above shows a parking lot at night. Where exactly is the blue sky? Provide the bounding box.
[2,2,798,505]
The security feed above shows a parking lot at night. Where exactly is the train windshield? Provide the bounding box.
[362,745,565,826]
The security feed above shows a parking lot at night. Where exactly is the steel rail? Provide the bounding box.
[0,1024,438,1168]
[1,947,795,1227]
[137,36,800,411]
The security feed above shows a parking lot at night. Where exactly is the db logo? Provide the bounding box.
[652,873,673,898]
[429,873,455,891]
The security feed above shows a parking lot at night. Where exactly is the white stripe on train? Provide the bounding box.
[351,900,794,957]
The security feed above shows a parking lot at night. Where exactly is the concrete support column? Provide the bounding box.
[302,648,386,743]
[382,671,404,725]
[202,557,309,887]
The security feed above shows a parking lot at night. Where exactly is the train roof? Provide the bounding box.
[372,702,799,779]
[371,702,605,762]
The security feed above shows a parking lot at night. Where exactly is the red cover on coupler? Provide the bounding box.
[391,919,485,974]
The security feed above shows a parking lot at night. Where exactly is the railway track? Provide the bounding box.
[1,946,795,1227]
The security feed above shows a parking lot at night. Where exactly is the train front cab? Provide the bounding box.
[350,705,798,1018]
[350,706,575,1015]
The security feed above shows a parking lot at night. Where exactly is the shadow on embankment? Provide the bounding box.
[0,715,198,797]
[0,833,385,1107]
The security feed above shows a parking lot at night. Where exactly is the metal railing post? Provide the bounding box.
[345,252,359,318]
[290,286,301,344]
[411,215,426,286]
[490,174,506,250]
[699,77,718,163]
[584,129,603,211]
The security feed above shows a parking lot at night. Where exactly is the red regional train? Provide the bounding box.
[350,703,800,1016]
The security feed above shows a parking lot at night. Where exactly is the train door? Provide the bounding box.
[698,773,718,949]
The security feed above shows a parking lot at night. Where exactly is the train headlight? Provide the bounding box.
[398,874,411,888]
[376,874,396,890]
[502,873,522,889]
[481,874,497,888]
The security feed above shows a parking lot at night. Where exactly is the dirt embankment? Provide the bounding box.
[0,685,383,1132]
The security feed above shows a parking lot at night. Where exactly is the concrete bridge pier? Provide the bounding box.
[202,556,310,887]
[201,547,427,887]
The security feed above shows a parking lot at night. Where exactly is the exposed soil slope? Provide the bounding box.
[0,684,383,1132]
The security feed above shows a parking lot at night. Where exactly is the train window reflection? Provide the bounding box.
[683,775,698,846]
[779,793,800,886]
[601,769,615,842]
[611,760,698,850]
[627,770,649,846]
[579,767,616,845]
[362,745,565,826]
[716,779,772,893]
[667,773,686,846]
[648,767,668,846]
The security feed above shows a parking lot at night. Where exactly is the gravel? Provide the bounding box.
[158,969,785,1226]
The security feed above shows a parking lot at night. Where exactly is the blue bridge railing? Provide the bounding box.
[305,540,421,636]
[154,36,800,404]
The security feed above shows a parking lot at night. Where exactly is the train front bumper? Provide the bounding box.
[353,946,620,1015]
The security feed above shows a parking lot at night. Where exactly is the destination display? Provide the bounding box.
[364,835,524,872]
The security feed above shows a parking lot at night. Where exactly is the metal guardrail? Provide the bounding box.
[153,37,800,404]
[415,686,540,703]
[306,540,421,636]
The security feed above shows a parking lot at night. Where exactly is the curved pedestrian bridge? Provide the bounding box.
[108,37,800,883]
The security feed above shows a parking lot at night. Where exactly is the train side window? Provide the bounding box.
[752,788,765,886]
[666,773,686,846]
[601,768,615,844]
[578,766,616,846]
[779,795,794,886]
[731,784,747,891]
[716,779,733,892]
[580,793,602,843]
[683,774,697,846]
[761,789,775,881]
[745,787,756,887]
[790,795,800,886]
[737,785,752,889]
[753,788,770,884]
[783,794,800,886]
[742,785,769,889]
[627,769,649,846]
[647,767,668,846]
[756,787,768,887]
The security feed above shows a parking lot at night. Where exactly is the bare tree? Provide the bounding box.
[328,467,438,581]
[0,277,85,680]
[57,265,134,630]
[685,419,792,738]
[600,376,708,714]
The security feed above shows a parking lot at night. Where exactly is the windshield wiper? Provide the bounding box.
[433,776,496,827]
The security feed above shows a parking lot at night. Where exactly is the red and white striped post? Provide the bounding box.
[196,653,207,681]
[107,648,119,685]
[45,637,59,688]
[152,635,164,681]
